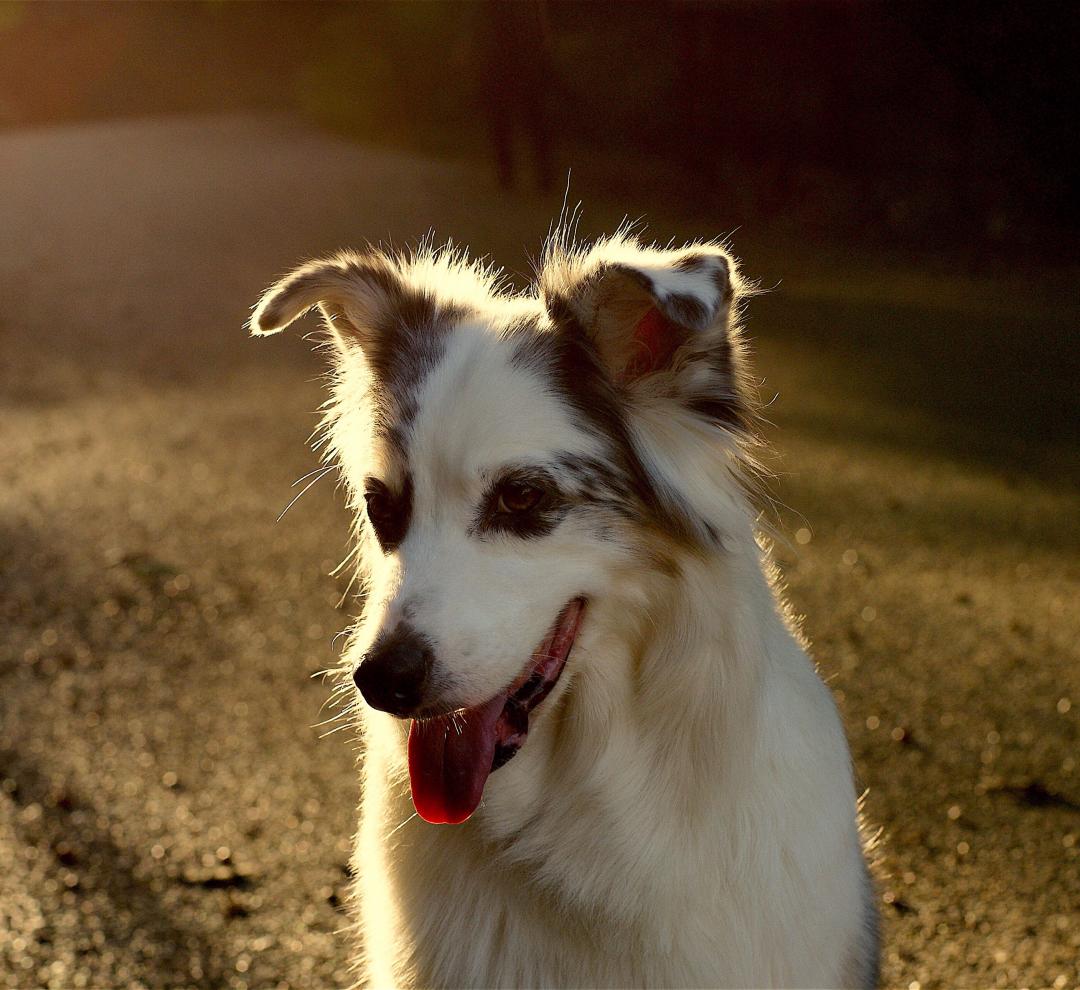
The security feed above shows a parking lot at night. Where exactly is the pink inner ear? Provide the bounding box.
[621,307,684,382]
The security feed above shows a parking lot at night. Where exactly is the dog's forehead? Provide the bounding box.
[401,318,599,485]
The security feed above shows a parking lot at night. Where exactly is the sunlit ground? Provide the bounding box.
[1,115,1077,989]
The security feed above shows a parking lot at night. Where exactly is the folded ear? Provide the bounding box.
[249,251,400,346]
[540,238,750,432]
[541,239,740,384]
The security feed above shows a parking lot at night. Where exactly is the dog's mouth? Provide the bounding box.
[406,598,586,825]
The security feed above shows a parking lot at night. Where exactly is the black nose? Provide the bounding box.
[353,624,434,717]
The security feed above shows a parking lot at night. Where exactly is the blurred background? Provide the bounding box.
[1,2,1077,988]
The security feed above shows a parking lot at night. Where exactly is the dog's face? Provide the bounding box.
[342,312,614,714]
[251,235,750,822]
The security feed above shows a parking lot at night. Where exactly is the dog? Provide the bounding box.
[250,230,880,988]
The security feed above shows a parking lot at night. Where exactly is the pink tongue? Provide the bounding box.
[407,692,507,825]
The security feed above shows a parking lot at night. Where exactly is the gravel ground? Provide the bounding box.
[1,115,1078,989]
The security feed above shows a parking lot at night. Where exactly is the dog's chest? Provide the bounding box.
[369,814,759,989]
[371,816,636,986]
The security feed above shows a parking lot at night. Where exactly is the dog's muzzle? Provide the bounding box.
[353,623,434,718]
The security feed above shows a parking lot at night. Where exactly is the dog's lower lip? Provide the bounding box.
[488,597,585,770]
[501,597,586,719]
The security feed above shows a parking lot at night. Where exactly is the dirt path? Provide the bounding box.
[1,115,1077,989]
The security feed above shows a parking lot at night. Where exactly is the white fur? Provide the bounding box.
[252,235,877,988]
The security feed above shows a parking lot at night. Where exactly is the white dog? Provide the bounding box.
[251,230,879,988]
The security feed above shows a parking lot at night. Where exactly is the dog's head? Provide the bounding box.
[251,234,755,822]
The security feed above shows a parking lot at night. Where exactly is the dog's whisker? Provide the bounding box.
[276,466,337,522]
[291,463,340,487]
[326,694,354,711]
[318,722,359,740]
[335,572,360,609]
[314,691,354,719]
[331,543,362,578]
[312,702,358,727]
[314,691,346,717]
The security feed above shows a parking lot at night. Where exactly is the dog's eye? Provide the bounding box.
[363,480,408,551]
[364,489,391,522]
[495,480,544,514]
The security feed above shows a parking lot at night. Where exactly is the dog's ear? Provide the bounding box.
[540,238,750,431]
[541,240,740,384]
[249,252,400,347]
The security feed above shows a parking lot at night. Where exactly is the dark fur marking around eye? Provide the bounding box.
[364,474,413,552]
[553,453,635,512]
[473,468,569,539]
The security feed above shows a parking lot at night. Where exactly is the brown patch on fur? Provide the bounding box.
[637,523,685,580]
